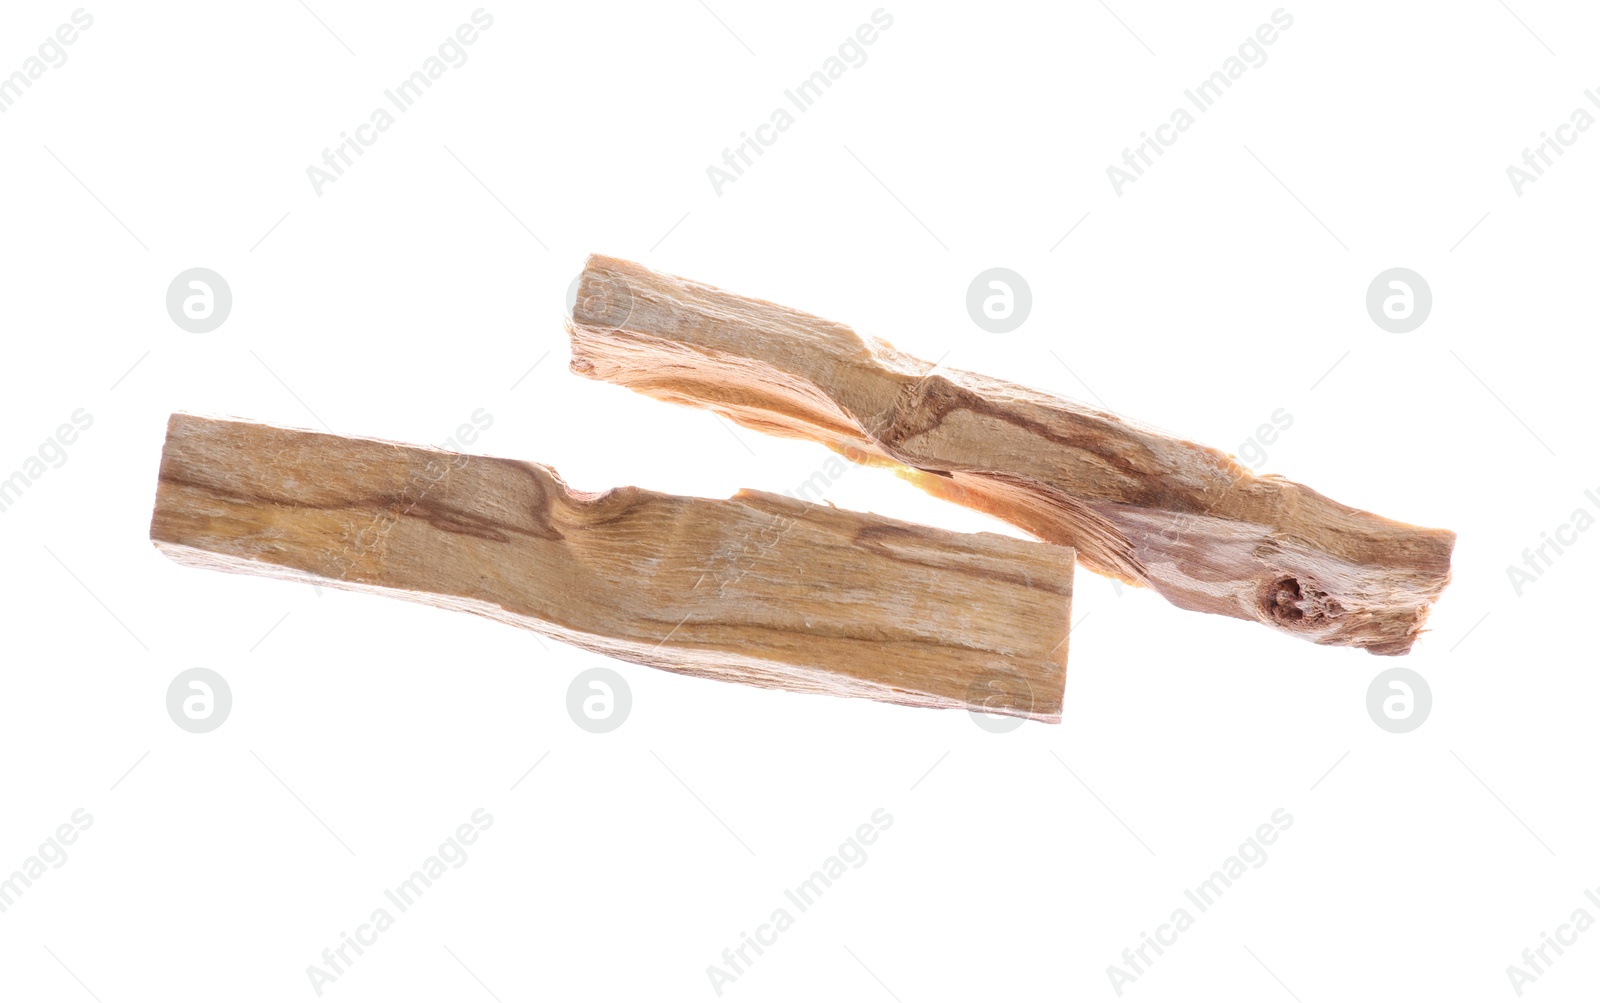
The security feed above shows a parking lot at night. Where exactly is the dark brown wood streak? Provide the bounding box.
[566,254,1455,655]
[149,414,1076,720]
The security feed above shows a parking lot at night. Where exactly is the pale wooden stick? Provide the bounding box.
[149,414,1074,720]
[567,254,1455,655]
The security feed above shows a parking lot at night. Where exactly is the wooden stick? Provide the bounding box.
[149,414,1074,720]
[567,255,1455,655]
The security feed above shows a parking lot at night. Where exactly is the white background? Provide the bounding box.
[2,1,1597,1000]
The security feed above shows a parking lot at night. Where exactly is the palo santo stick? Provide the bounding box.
[149,414,1074,720]
[567,255,1455,655]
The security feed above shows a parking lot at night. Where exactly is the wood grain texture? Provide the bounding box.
[149,414,1074,721]
[567,254,1455,655]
